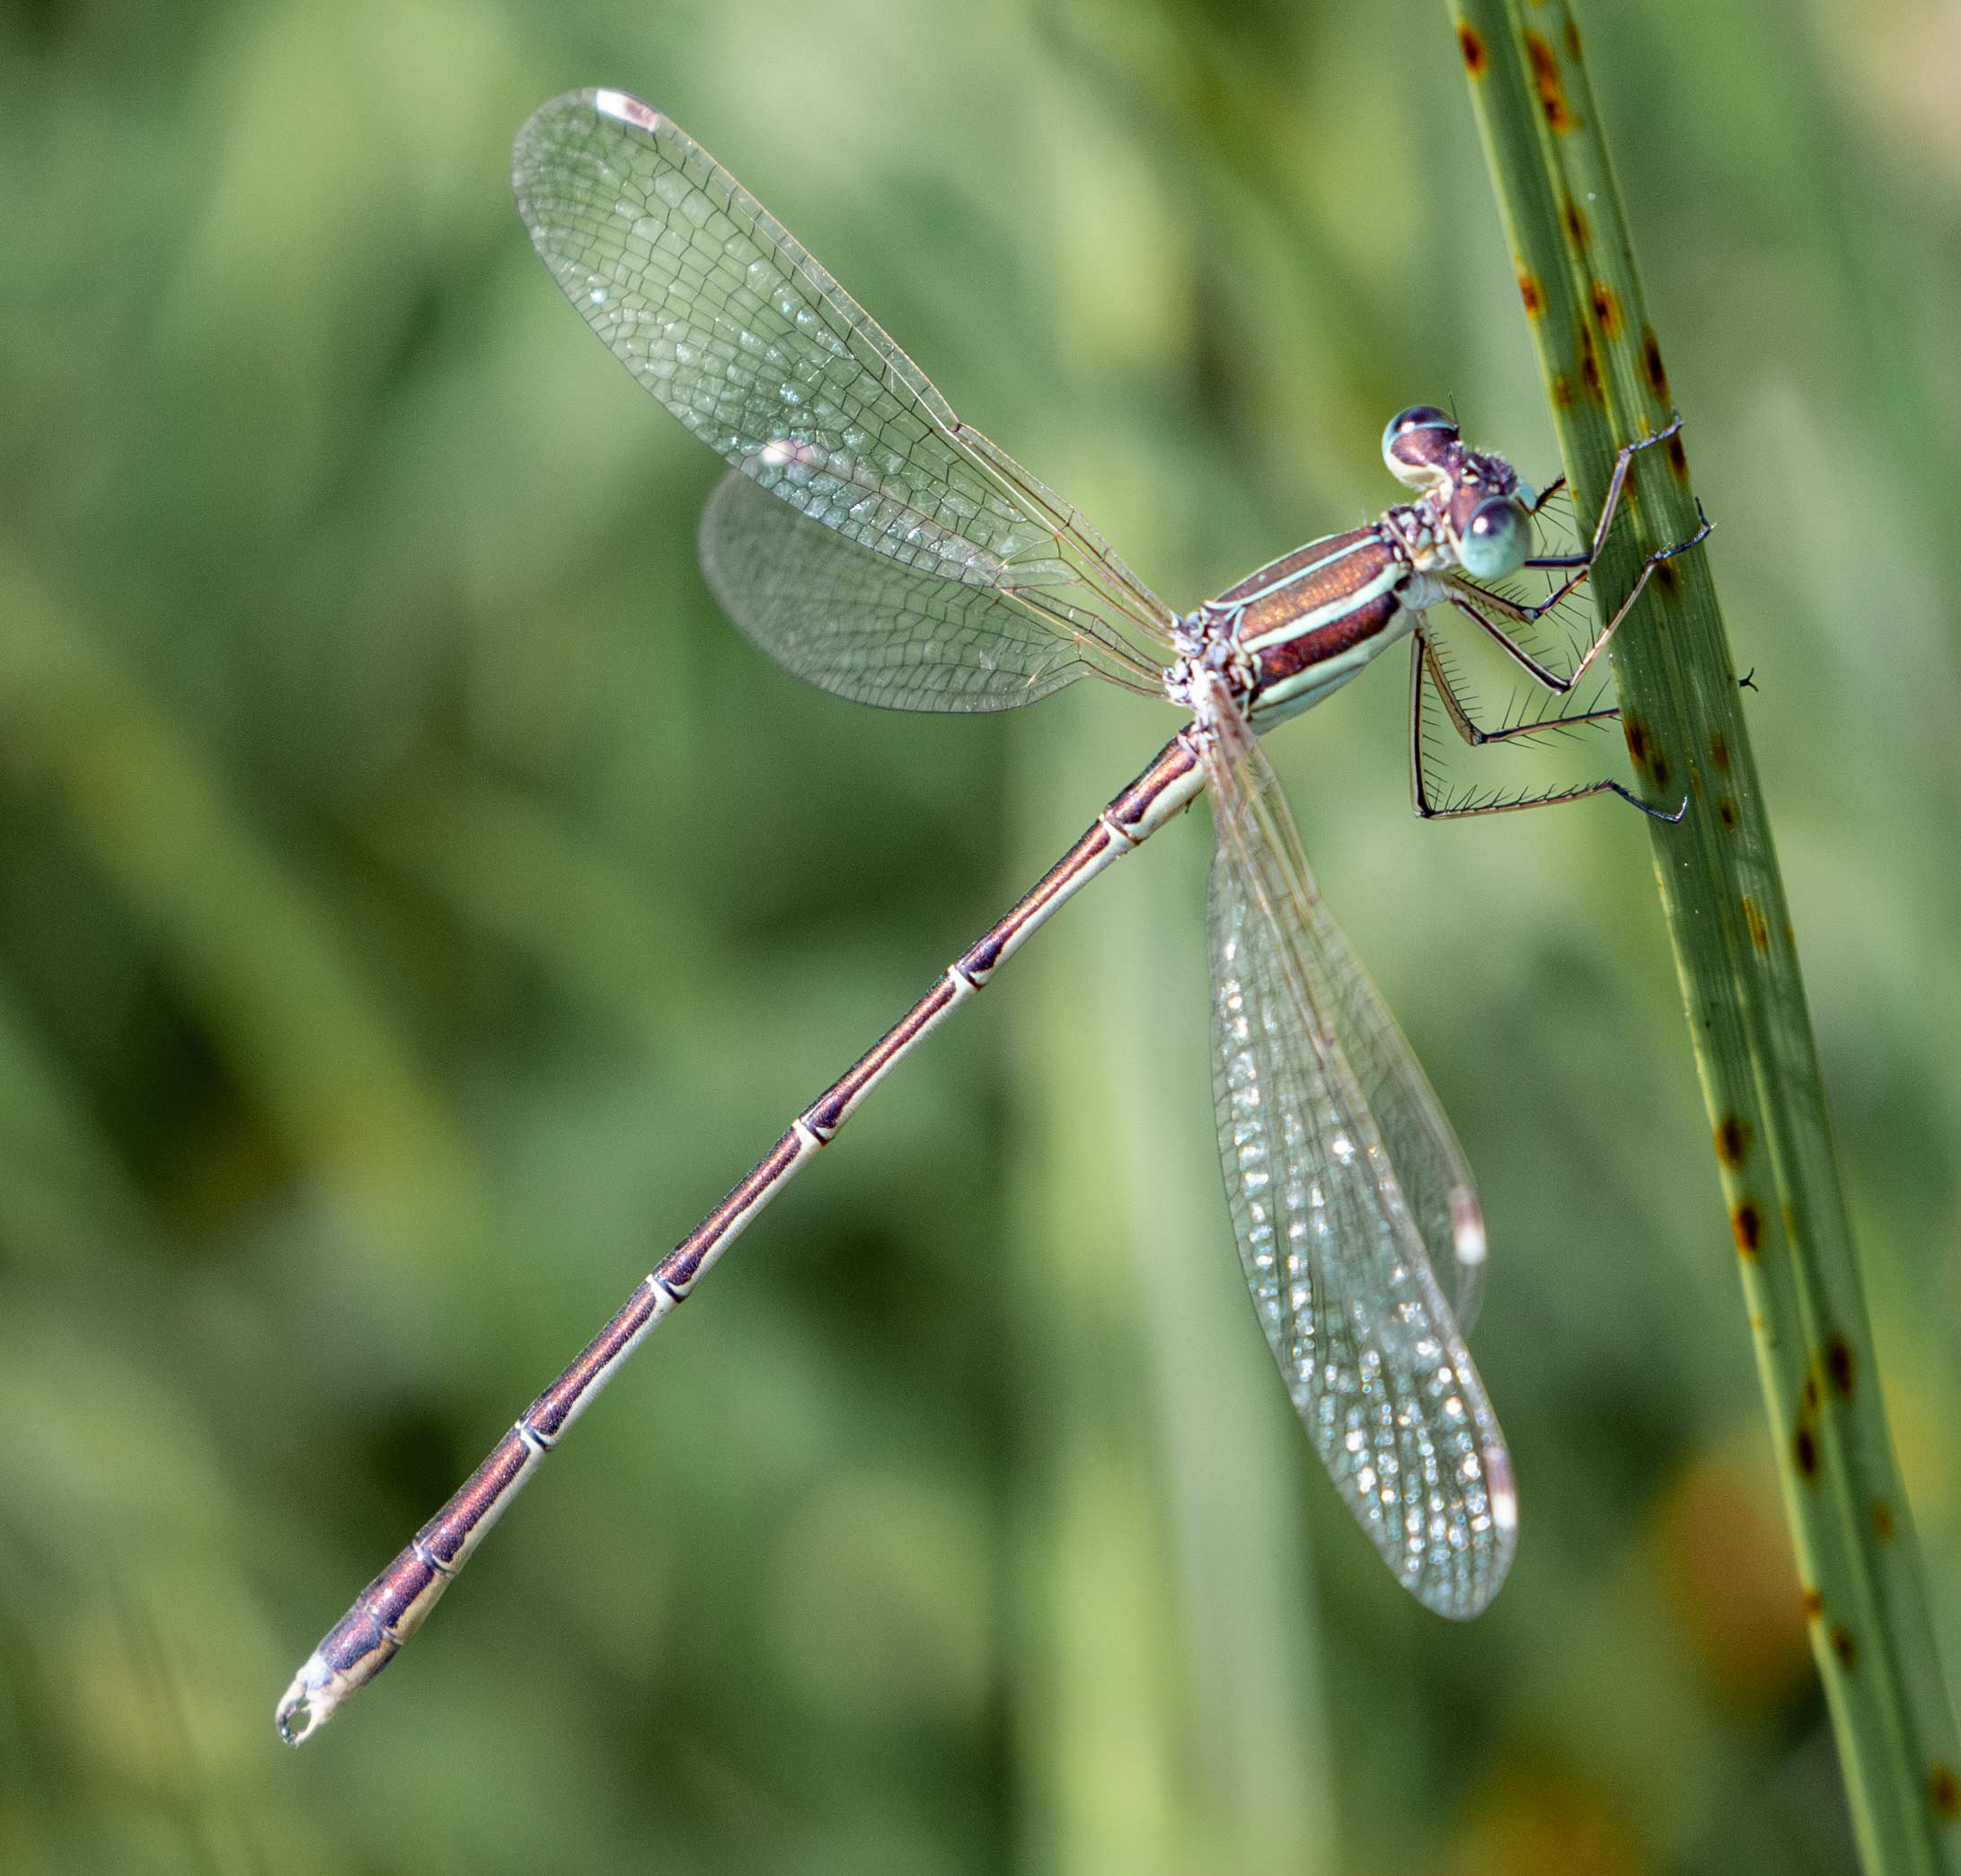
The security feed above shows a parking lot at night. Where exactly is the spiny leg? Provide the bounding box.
[1408,630,1684,825]
[1419,635,1620,748]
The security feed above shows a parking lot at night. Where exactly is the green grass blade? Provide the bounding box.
[1445,4,1961,1869]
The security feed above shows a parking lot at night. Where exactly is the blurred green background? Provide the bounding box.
[3,0,1957,1870]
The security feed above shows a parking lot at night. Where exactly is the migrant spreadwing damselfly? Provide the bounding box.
[276,86,1710,1745]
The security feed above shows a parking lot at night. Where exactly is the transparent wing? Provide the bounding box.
[1277,687,1487,1331]
[513,89,1175,695]
[699,470,1092,711]
[1198,680,1514,1616]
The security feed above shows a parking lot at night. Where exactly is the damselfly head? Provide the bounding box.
[1384,407,1533,580]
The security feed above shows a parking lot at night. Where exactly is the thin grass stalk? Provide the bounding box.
[1444,4,1961,1870]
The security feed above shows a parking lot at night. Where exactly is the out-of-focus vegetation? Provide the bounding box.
[1,1,1956,1871]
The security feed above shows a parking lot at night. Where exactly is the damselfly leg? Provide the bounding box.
[1408,629,1686,824]
[1406,422,1711,824]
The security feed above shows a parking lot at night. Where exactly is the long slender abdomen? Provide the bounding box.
[275,731,1204,1745]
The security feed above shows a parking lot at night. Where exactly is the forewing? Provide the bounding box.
[1199,688,1514,1616]
[513,90,1173,694]
[699,470,1090,711]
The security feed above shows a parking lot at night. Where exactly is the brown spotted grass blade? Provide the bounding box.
[1446,4,1961,1871]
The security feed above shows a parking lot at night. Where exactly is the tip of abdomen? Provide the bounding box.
[274,1611,399,1746]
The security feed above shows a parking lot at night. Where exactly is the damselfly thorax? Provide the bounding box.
[1181,411,1535,727]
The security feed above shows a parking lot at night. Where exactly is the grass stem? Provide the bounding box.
[1446,4,1961,1869]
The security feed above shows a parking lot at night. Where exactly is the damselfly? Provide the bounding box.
[277,87,1709,1746]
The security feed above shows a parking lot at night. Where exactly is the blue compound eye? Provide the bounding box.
[1459,496,1530,580]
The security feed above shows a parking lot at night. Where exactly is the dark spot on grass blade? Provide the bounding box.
[1590,279,1621,337]
[1825,1334,1856,1399]
[1731,1200,1762,1255]
[1525,31,1577,133]
[1642,327,1669,400]
[1577,316,1603,403]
